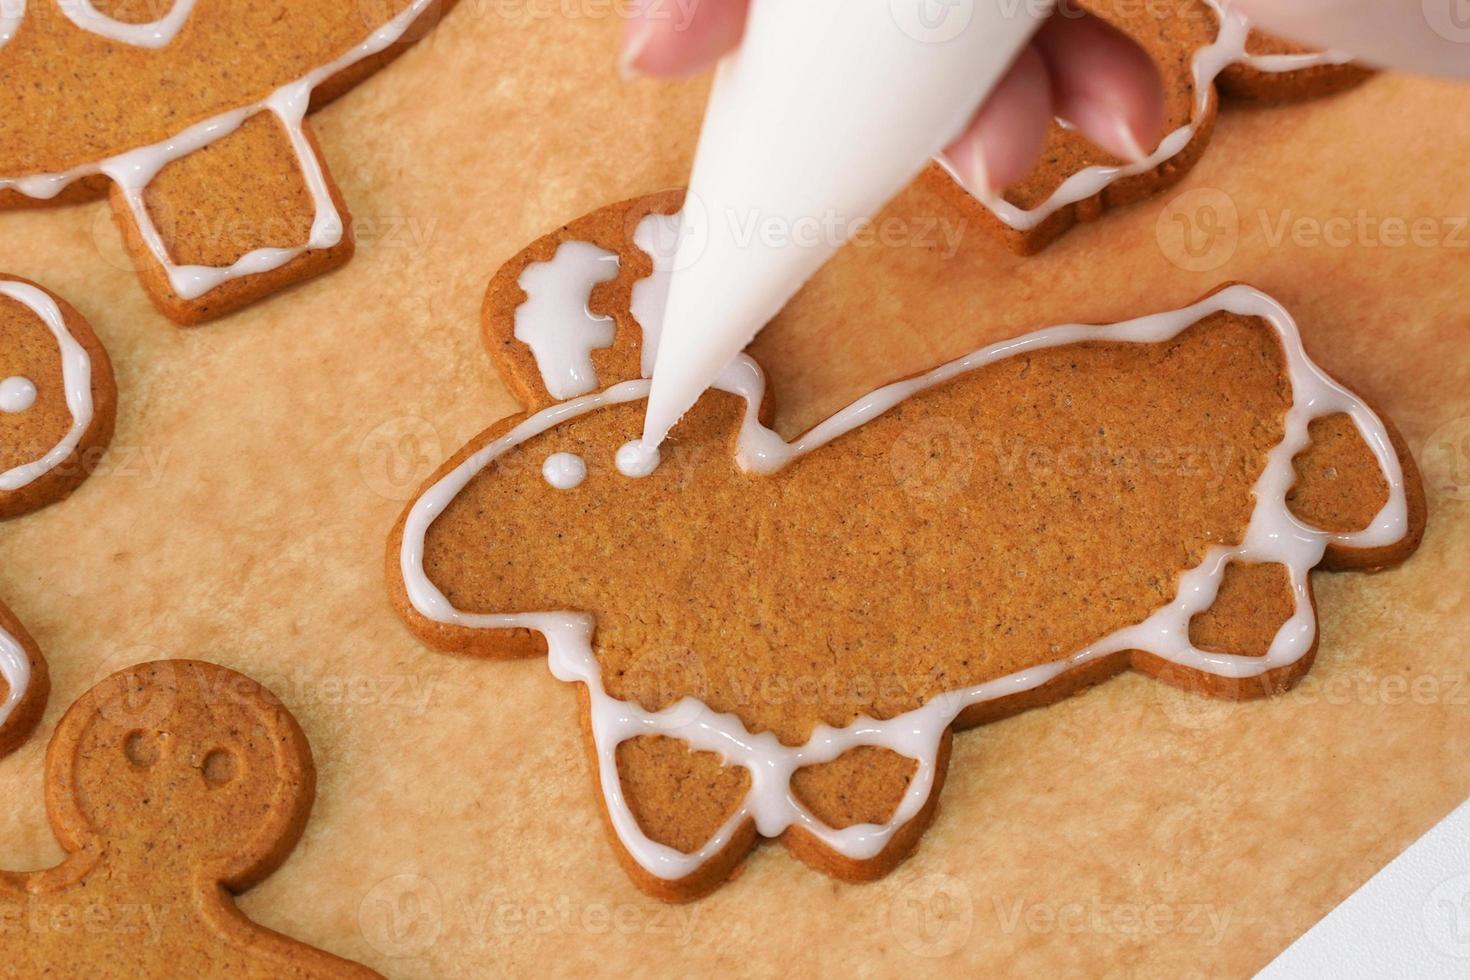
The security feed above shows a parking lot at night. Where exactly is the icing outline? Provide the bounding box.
[0,280,95,730]
[0,0,439,300]
[398,273,1409,881]
[58,0,198,49]
[956,0,1357,232]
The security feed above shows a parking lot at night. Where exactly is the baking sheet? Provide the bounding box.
[0,6,1466,976]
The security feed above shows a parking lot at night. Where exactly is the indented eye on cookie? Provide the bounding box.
[124,730,162,768]
[396,270,1423,895]
[0,374,35,413]
[201,747,237,787]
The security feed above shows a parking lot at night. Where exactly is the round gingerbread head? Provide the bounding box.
[44,660,316,893]
[0,275,116,759]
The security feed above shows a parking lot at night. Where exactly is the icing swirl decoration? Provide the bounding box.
[57,0,198,48]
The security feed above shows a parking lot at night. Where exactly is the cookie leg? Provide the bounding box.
[782,736,952,882]
[577,687,758,901]
[108,110,354,325]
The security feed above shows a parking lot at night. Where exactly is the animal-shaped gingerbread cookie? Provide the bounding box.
[387,191,1426,899]
[0,660,380,978]
[928,0,1373,254]
[0,275,117,757]
[0,1,454,324]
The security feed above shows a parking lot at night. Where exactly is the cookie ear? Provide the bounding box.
[482,190,684,414]
[1288,411,1428,571]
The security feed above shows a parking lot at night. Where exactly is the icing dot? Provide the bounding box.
[615,440,661,478]
[542,452,587,490]
[0,376,36,413]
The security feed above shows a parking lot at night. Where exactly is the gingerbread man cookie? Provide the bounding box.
[0,1,454,324]
[927,0,1373,254]
[0,275,117,758]
[0,660,380,978]
[387,191,1426,900]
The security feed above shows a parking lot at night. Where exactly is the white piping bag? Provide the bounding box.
[640,0,1056,449]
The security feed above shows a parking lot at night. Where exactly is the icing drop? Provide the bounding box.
[0,0,440,300]
[614,440,660,478]
[0,375,36,413]
[515,242,620,399]
[398,282,1409,882]
[542,452,587,490]
[954,1,1354,232]
[57,0,197,49]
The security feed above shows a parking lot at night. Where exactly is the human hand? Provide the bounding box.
[619,0,1167,195]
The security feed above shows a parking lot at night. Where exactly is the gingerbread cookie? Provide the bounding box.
[929,0,1372,254]
[0,660,380,978]
[0,1,454,324]
[0,275,117,758]
[387,192,1425,900]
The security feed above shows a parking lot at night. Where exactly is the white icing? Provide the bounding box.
[0,375,35,413]
[542,452,587,490]
[57,0,197,49]
[614,440,660,478]
[0,1,23,49]
[398,271,1409,881]
[0,279,96,733]
[0,0,440,301]
[955,1,1356,232]
[629,213,682,379]
[0,281,94,491]
[515,243,620,399]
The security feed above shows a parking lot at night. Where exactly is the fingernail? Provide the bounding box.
[945,141,997,198]
[619,19,656,80]
[1110,117,1152,165]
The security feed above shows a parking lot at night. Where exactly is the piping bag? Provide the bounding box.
[638,0,1056,452]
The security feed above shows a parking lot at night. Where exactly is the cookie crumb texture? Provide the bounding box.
[389,194,1427,900]
[0,1,452,324]
[0,660,382,978]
